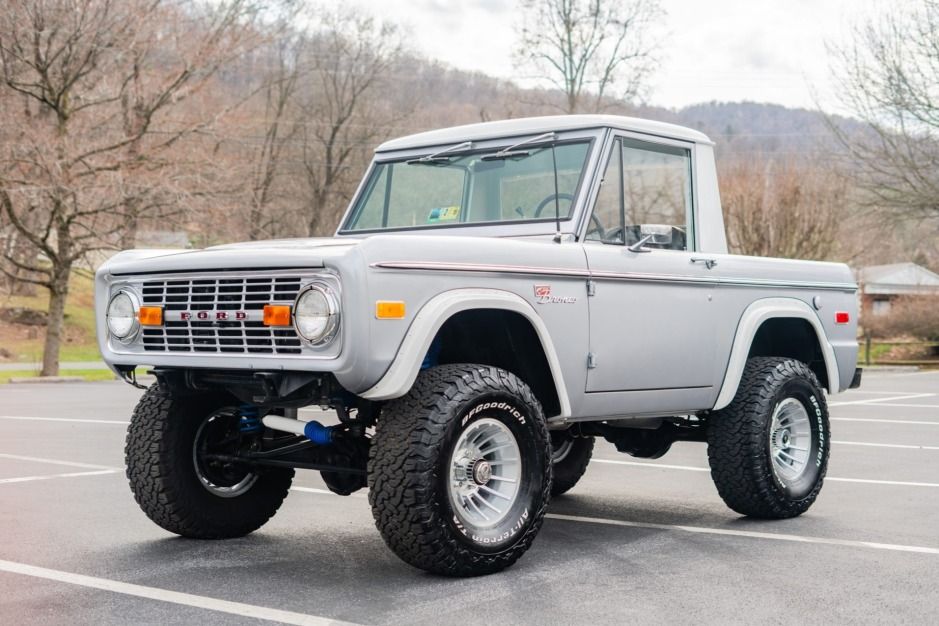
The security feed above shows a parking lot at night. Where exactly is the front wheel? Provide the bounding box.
[707,357,829,519]
[125,385,294,538]
[368,364,552,576]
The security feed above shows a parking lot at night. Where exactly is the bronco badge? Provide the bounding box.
[533,284,576,304]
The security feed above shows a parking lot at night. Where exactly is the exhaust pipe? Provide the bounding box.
[261,415,334,445]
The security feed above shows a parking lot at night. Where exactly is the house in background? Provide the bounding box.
[856,262,939,316]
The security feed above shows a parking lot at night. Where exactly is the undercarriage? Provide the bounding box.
[148,367,375,496]
[138,367,708,499]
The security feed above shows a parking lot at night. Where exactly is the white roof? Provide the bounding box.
[376,114,713,152]
[857,262,939,295]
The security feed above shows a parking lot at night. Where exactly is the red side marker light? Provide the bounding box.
[835,312,850,325]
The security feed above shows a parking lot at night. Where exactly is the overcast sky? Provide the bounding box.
[345,0,896,111]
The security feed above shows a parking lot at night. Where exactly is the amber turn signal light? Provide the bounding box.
[263,304,292,326]
[137,306,163,326]
[375,301,406,319]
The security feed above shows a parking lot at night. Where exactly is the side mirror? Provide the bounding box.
[639,224,673,246]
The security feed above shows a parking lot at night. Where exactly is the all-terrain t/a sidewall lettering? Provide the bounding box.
[443,394,544,552]
[767,381,827,500]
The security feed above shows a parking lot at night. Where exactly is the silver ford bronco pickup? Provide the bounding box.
[96,115,861,576]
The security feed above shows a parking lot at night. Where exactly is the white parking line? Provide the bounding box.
[834,440,939,451]
[591,459,939,487]
[842,390,936,395]
[0,453,122,471]
[863,402,939,409]
[0,559,356,626]
[545,514,939,556]
[0,415,129,425]
[872,369,939,378]
[827,477,939,488]
[832,417,939,426]
[594,459,708,472]
[0,470,120,485]
[288,487,939,556]
[829,393,935,407]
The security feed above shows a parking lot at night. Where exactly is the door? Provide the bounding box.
[583,135,718,393]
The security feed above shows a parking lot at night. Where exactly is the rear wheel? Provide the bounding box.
[125,384,293,538]
[368,364,552,576]
[550,431,594,496]
[707,357,829,519]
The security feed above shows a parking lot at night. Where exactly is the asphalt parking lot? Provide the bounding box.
[1,369,937,625]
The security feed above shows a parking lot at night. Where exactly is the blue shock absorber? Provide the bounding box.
[303,420,334,446]
[238,405,263,433]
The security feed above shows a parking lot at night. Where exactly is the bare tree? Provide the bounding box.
[0,0,265,375]
[829,0,939,221]
[238,28,309,241]
[721,159,847,261]
[298,10,408,236]
[515,0,662,113]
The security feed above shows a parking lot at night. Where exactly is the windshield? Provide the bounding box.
[342,140,591,232]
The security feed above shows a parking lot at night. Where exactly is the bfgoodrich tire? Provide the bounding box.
[707,357,830,519]
[368,364,552,576]
[125,384,294,539]
[550,431,594,496]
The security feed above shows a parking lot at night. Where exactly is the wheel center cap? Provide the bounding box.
[472,459,492,485]
[773,429,791,450]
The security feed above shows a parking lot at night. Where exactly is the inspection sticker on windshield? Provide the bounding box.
[428,205,460,222]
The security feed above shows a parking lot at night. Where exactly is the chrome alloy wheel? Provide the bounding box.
[449,418,522,530]
[193,409,258,498]
[769,398,813,483]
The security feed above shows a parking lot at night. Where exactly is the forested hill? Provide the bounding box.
[392,60,864,160]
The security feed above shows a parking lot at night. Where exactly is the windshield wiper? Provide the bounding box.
[480,132,557,161]
[405,141,474,165]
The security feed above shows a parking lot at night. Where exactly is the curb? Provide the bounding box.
[4,375,157,385]
[8,376,87,384]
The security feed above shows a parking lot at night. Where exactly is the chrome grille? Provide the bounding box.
[140,275,303,354]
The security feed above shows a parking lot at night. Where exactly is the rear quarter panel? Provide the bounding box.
[712,253,859,393]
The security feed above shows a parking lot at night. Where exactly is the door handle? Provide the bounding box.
[691,257,718,269]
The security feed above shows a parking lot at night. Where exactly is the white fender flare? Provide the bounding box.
[359,288,571,417]
[713,297,839,411]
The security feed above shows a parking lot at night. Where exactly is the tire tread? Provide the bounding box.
[125,384,293,539]
[368,364,551,576]
[706,357,829,519]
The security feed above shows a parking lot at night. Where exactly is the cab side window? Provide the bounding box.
[586,137,693,251]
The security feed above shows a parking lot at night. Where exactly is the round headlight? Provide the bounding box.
[294,285,339,345]
[107,291,138,340]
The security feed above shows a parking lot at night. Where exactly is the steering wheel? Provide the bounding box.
[533,193,575,218]
[584,213,606,240]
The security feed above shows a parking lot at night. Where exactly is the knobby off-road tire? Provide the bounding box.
[707,357,830,519]
[550,432,594,496]
[368,364,552,576]
[125,384,294,539]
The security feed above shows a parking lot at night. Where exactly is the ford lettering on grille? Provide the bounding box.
[178,310,259,322]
